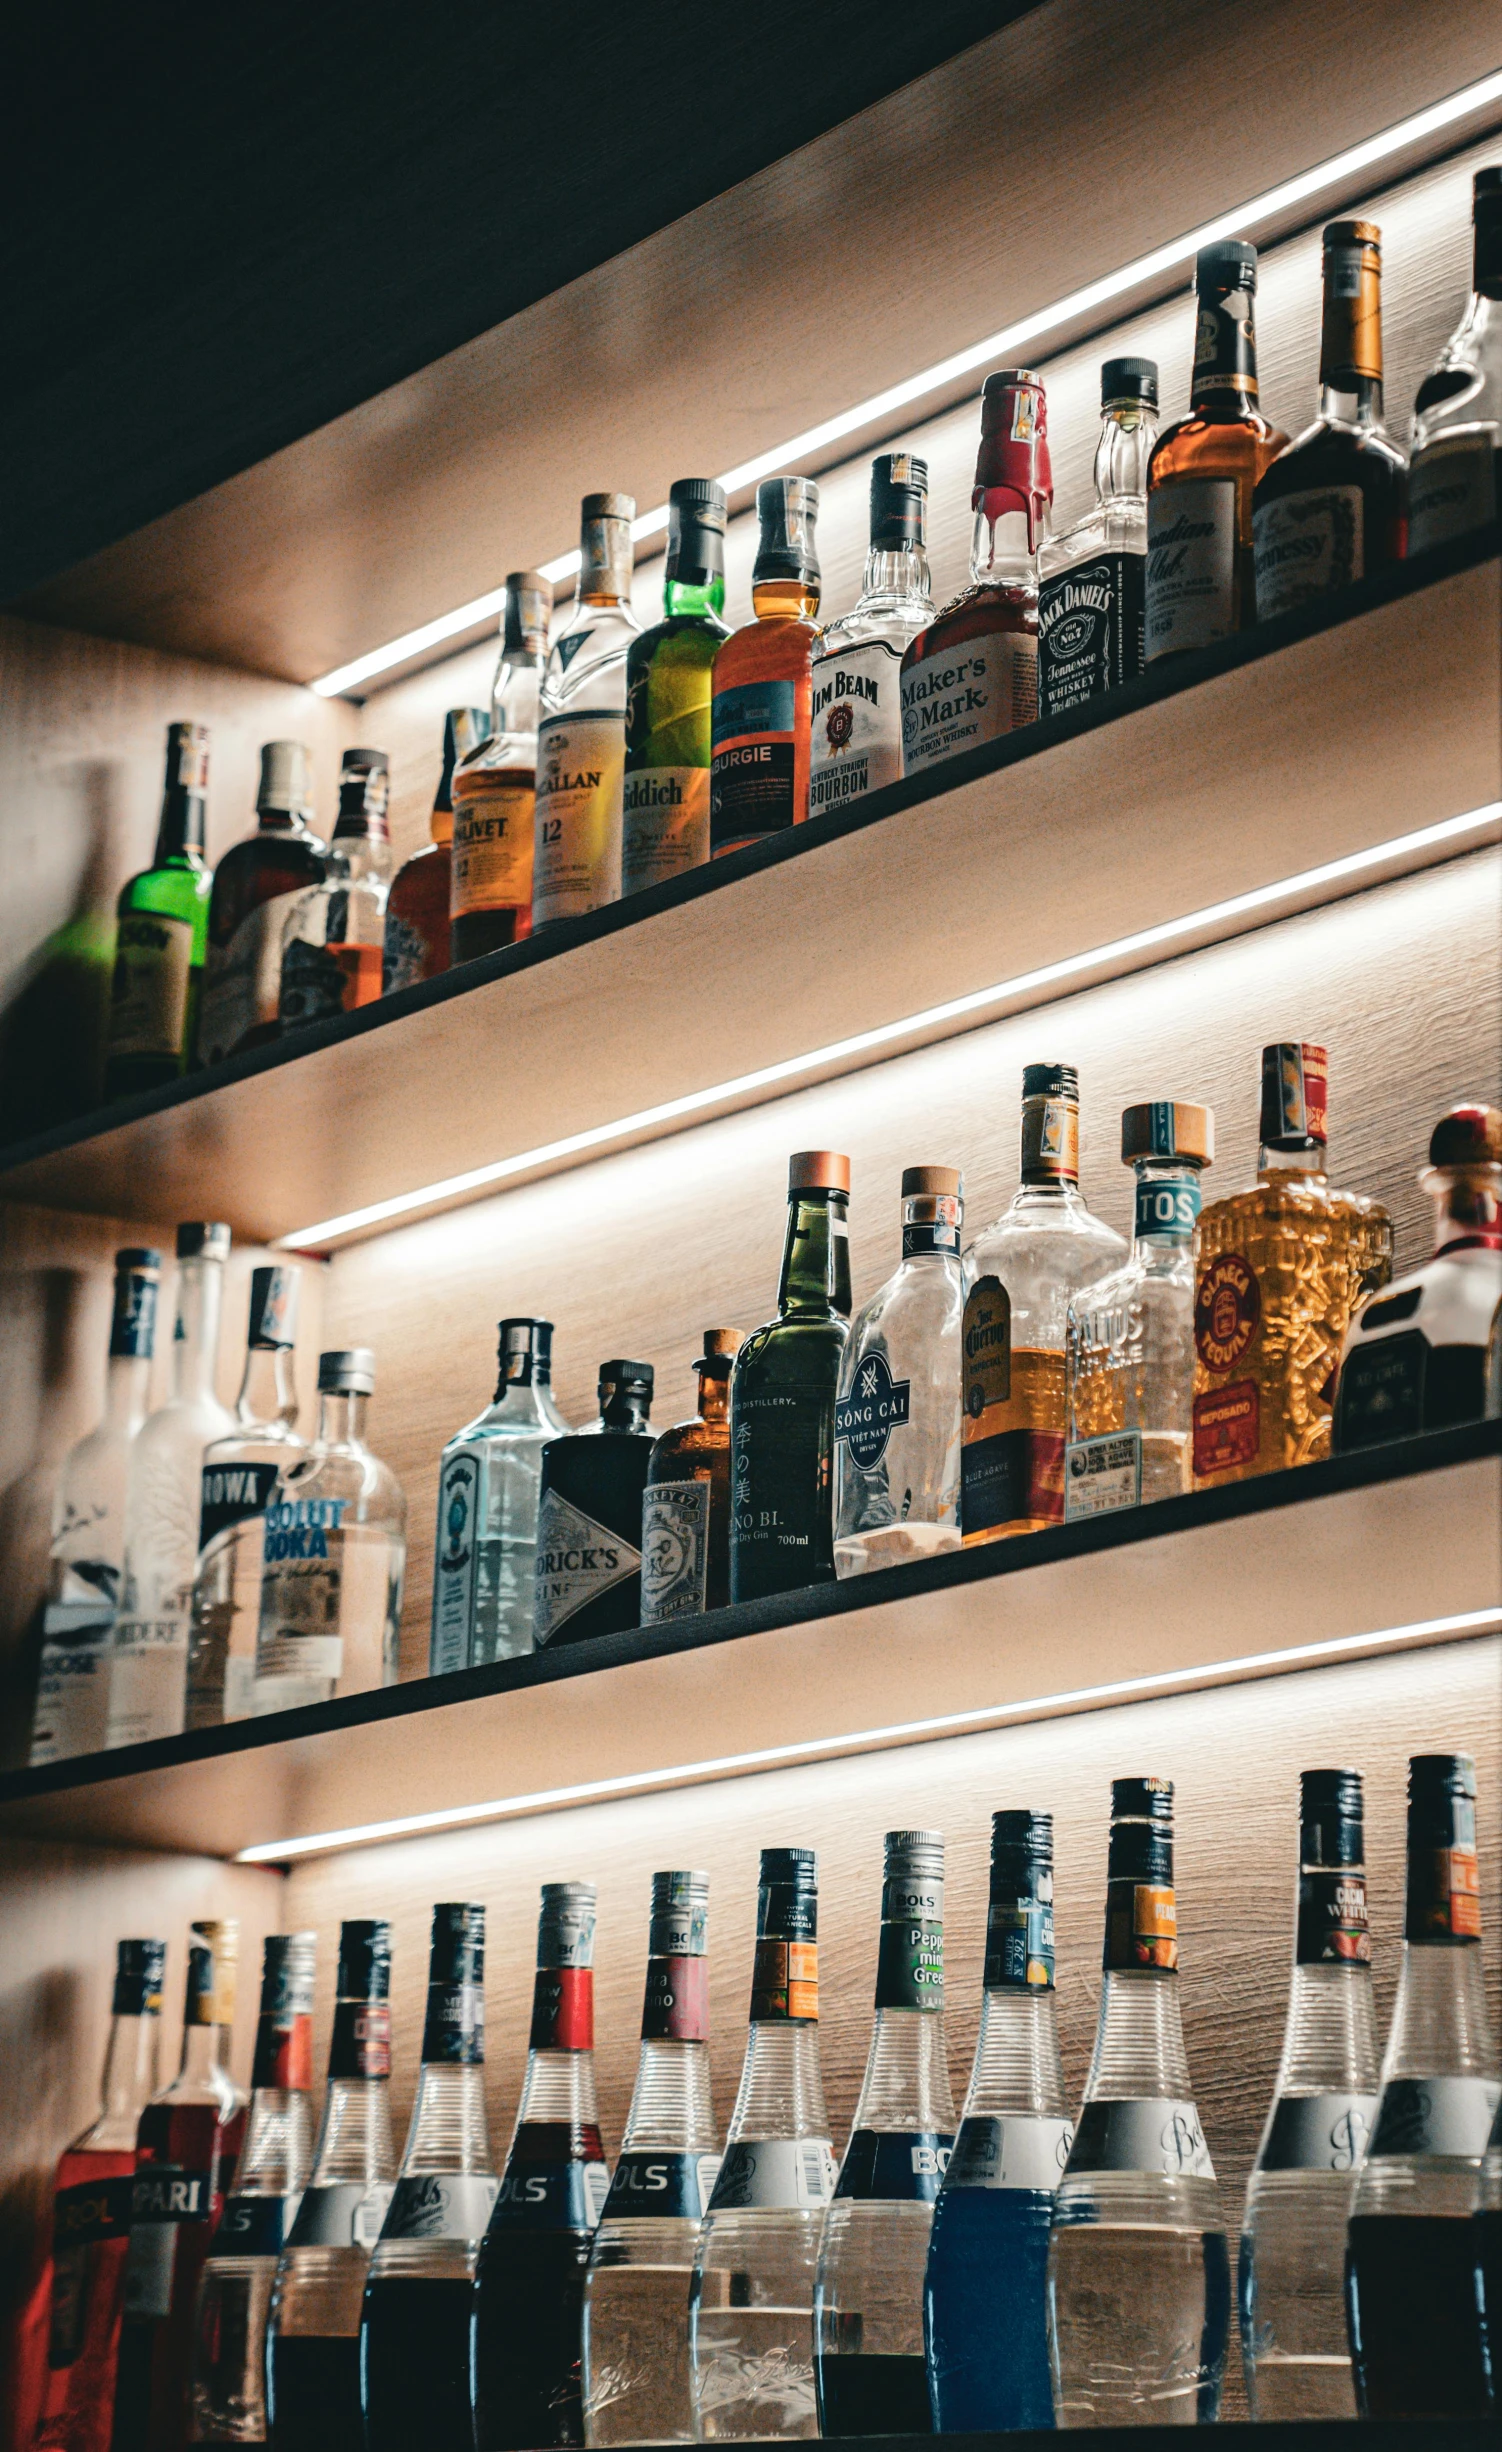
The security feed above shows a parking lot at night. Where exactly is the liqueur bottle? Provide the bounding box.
[900,370,1049,775]
[534,494,640,926]
[186,1264,304,1728]
[809,455,933,814]
[254,1349,406,1712]
[360,1904,496,2452]
[583,1870,720,2447]
[277,750,394,1029]
[429,1317,570,1673]
[533,1359,654,1647]
[266,1920,397,2452]
[1238,1770,1379,2422]
[191,1932,317,2442]
[1346,1752,1499,2420]
[814,1830,956,2438]
[197,742,324,1066]
[472,1884,611,2451]
[1048,1778,1229,2427]
[1335,1101,1502,1448]
[1474,2092,1502,2405]
[1145,244,1285,662]
[1064,1100,1214,1517]
[103,724,214,1097]
[833,1167,964,1576]
[690,1847,837,2441]
[641,1330,740,1622]
[382,710,491,993]
[1192,1042,1391,1485]
[730,1152,852,1602]
[710,477,822,853]
[1407,165,1502,554]
[961,1066,1124,1544]
[924,1810,1072,2433]
[1038,358,1157,718]
[622,480,731,894]
[451,575,550,961]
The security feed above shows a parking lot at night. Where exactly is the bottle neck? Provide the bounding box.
[620,2034,717,2153]
[696,1364,731,1426]
[1130,1155,1202,1270]
[310,2067,396,2186]
[171,1257,223,1404]
[1318,375,1384,428]
[400,2059,491,2174]
[664,571,726,621]
[777,1188,851,1317]
[237,1345,297,1428]
[961,1985,1069,2120]
[1259,1140,1327,1181]
[1274,1960,1381,2099]
[99,2010,161,2127]
[1084,1967,1193,2100]
[1094,403,1157,505]
[1430,1165,1502,1254]
[970,504,1039,594]
[103,1348,152,1433]
[727,2018,830,2141]
[858,544,932,613]
[493,648,543,736]
[155,792,206,864]
[514,2043,601,2132]
[317,1388,367,1448]
[1191,281,1261,413]
[751,576,819,622]
[177,2017,234,2090]
[1381,1937,1496,2081]
[257,805,306,838]
[849,2004,956,2133]
[599,1384,651,1432]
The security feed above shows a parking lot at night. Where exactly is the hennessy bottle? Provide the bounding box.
[730,1153,852,1602]
[710,477,822,852]
[641,1331,741,1621]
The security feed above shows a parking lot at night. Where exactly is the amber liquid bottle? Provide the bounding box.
[451,575,550,963]
[196,743,324,1066]
[381,710,490,994]
[640,1329,741,1622]
[710,477,821,854]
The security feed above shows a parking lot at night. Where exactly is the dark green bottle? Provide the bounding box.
[730,1151,852,1603]
[104,722,215,1097]
[621,478,730,897]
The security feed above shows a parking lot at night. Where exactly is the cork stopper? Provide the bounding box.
[789,1150,851,1194]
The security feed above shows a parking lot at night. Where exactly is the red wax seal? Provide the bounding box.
[972,371,1052,549]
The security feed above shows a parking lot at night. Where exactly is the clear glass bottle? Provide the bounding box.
[1048,1777,1229,2427]
[198,742,325,1066]
[809,455,932,815]
[534,494,640,926]
[452,576,550,960]
[186,1264,304,1728]
[815,1831,955,2437]
[278,751,393,1029]
[383,710,491,993]
[1065,1100,1214,1517]
[1039,359,1158,718]
[730,1152,852,1603]
[835,1170,963,1576]
[1407,165,1502,554]
[584,1870,719,2447]
[710,477,822,852]
[534,1360,655,1647]
[103,724,214,1098]
[430,1317,570,1673]
[623,481,730,894]
[690,1846,837,2441]
[641,1333,741,1622]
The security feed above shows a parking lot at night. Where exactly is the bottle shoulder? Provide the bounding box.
[735,1312,849,1378]
[1149,409,1286,487]
[1254,414,1407,502]
[630,612,730,671]
[541,612,638,715]
[648,1417,725,1474]
[842,1257,964,1359]
[1199,1171,1388,1234]
[713,616,820,690]
[814,600,930,659]
[903,585,1035,665]
[119,858,214,918]
[1040,500,1146,575]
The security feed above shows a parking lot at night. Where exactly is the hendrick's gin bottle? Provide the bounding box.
[534,1361,655,1645]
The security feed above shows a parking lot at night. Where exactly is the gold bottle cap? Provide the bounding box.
[1321,220,1383,385]
[900,1166,962,1198]
[788,1150,851,1194]
[185,1919,239,2028]
[1120,1102,1215,1166]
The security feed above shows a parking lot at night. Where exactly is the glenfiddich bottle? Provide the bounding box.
[623,480,731,893]
[730,1153,852,1602]
[641,1330,741,1621]
[197,742,324,1065]
[104,723,214,1097]
[1039,359,1157,718]
[809,454,933,812]
[534,1360,655,1645]
[451,575,550,961]
[833,1167,964,1575]
[710,477,822,853]
[1408,165,1502,554]
[534,494,640,925]
[382,709,491,992]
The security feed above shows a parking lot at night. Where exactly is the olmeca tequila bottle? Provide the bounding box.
[834,1168,964,1575]
[429,1317,569,1672]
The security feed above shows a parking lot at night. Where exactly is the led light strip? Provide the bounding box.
[233,1606,1500,1862]
[308,69,1502,699]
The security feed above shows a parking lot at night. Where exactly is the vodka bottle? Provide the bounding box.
[534,493,640,926]
[1048,1777,1229,2426]
[690,1847,837,2440]
[254,1348,406,1711]
[1039,357,1157,717]
[430,1317,570,1672]
[815,1831,956,2436]
[1407,165,1502,554]
[108,1223,233,1750]
[1238,1769,1379,2421]
[1346,1752,1500,2418]
[809,454,933,815]
[191,1931,316,2440]
[186,1264,304,1727]
[360,1903,496,2452]
[583,1871,719,2447]
[925,1810,1073,2432]
[834,1169,964,1576]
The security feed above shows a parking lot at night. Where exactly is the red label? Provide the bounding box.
[1194,1253,1261,1372]
[1028,1429,1066,1526]
[1193,1380,1260,1475]
[530,1965,593,2051]
[641,1955,709,2042]
[254,2013,313,2093]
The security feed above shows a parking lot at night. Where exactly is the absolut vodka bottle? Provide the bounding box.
[430,1318,569,1671]
[925,1809,1072,2431]
[815,1831,955,2436]
[1048,1777,1229,2426]
[690,1847,837,2440]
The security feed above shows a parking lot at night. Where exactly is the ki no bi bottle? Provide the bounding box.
[583,1870,720,2448]
[710,476,822,853]
[1038,358,1157,719]
[255,1348,406,1712]
[451,573,551,960]
[430,1316,569,1673]
[533,1358,654,1646]
[641,1329,742,1623]
[1408,164,1502,554]
[186,1262,304,1729]
[623,479,731,894]
[730,1152,852,1603]
[104,723,213,1097]
[900,370,1050,775]
[382,709,491,992]
[809,454,933,813]
[833,1166,964,1577]
[1048,1778,1229,2428]
[472,1884,610,2452]
[925,1811,1072,2435]
[814,1831,956,2440]
[1238,1769,1379,2425]
[278,750,393,1028]
[691,1847,837,2443]
[534,493,640,926]
[1346,1753,1499,2422]
[198,741,324,1066]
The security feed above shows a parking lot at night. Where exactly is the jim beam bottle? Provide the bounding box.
[810,455,933,811]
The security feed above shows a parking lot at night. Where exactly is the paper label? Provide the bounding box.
[1192,1379,1260,1475]
[200,1459,281,1551]
[1253,485,1364,617]
[731,1381,837,1582]
[711,679,798,845]
[640,1478,711,1623]
[382,900,444,996]
[430,1447,483,1673]
[1038,550,1145,716]
[835,1352,911,1470]
[533,1487,640,1641]
[961,1281,1065,1535]
[1297,1867,1371,1966]
[1145,479,1237,660]
[707,2138,836,2213]
[1105,1879,1178,1972]
[750,1936,819,2024]
[834,2129,952,2203]
[287,2178,394,2248]
[944,2115,1074,2192]
[107,911,194,1061]
[1064,1430,1142,1519]
[1066,2098,1215,2180]
[212,2193,299,2258]
[198,891,302,1065]
[622,767,711,893]
[257,1497,351,1681]
[606,2150,720,2219]
[641,1953,710,2042]
[379,2172,499,2243]
[533,711,626,922]
[29,1605,115,1765]
[451,780,534,920]
[1256,2092,1377,2173]
[488,2160,610,2232]
[1407,431,1499,555]
[122,2165,215,2318]
[1334,1329,1427,1449]
[809,637,905,810]
[900,631,1036,773]
[278,929,382,1027]
[1369,2074,1500,2161]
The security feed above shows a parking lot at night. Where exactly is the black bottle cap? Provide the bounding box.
[318,1347,375,1396]
[1112,1775,1174,1822]
[1101,356,1158,408]
[761,1845,817,1888]
[1410,1751,1476,1804]
[337,1918,392,2000]
[666,477,728,589]
[869,452,928,550]
[1475,160,1502,287]
[499,1317,552,1384]
[247,1264,299,1352]
[1300,1768,1364,1867]
[753,475,821,588]
[115,1246,162,1273]
[1022,1061,1079,1103]
[176,1222,231,1261]
[1196,239,1257,291]
[428,1901,485,1985]
[113,1938,167,2017]
[600,1357,654,1391]
[337,747,389,819]
[990,1809,1053,1891]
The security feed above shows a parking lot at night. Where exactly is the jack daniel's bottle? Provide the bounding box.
[1039,358,1157,717]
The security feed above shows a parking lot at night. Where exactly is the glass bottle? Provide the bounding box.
[254,1348,406,1711]
[641,1330,740,1623]
[962,1065,1125,1544]
[1038,358,1158,718]
[534,1360,655,1647]
[1474,2091,1502,2407]
[197,742,324,1066]
[900,371,1049,776]
[730,1151,852,1603]
[382,710,491,993]
[709,477,822,853]
[103,724,214,1098]
[690,1847,837,2441]
[583,1870,719,2447]
[1238,1769,1379,2422]
[1346,1752,1499,2419]
[360,1904,495,2452]
[815,1830,956,2437]
[277,750,393,1029]
[834,1167,963,1576]
[925,1810,1072,2433]
[451,575,550,961]
[623,479,731,894]
[809,454,933,814]
[1407,165,1502,554]
[186,1263,304,1728]
[1065,1100,1214,1518]
[429,1316,570,1673]
[534,494,640,926]
[1048,1778,1229,2427]
[472,1883,611,2451]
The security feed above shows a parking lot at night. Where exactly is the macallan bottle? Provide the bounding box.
[623,480,731,894]
[641,1329,741,1622]
[104,724,214,1098]
[451,574,550,962]
[197,742,324,1065]
[730,1153,852,1602]
[1038,358,1157,718]
[1408,165,1502,554]
[710,477,822,853]
[534,494,640,926]
[381,710,490,994]
[809,454,933,813]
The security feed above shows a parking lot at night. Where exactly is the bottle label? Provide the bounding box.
[1407,1815,1483,1942]
[622,768,711,894]
[430,1447,484,1674]
[640,1478,711,1623]
[107,911,194,1061]
[1136,1175,1202,1242]
[899,633,1037,773]
[835,1352,912,1470]
[382,903,442,996]
[641,1953,710,2041]
[1105,1878,1178,1971]
[1192,1379,1260,1475]
[809,637,905,810]
[710,679,799,845]
[451,781,535,920]
[256,1497,351,1681]
[902,1197,963,1260]
[1253,485,1364,618]
[1192,1252,1263,1478]
[53,2173,135,2251]
[1333,1329,1427,1450]
[328,1998,393,2080]
[1065,2098,1215,2180]
[534,1488,640,1642]
[750,1937,819,2023]
[279,930,382,1028]
[985,1889,1056,1990]
[961,1281,1065,1535]
[213,2193,299,2257]
[1065,1431,1142,1518]
[834,2129,952,2202]
[198,890,303,1065]
[122,2166,215,2318]
[111,1267,159,1360]
[874,1900,944,2011]
[1369,2074,1500,2161]
[28,1605,116,1766]
[707,2137,836,2212]
[944,2114,1074,2191]
[1145,479,1237,661]
[731,1382,838,1579]
[606,2150,720,2218]
[1407,432,1498,555]
[199,1459,282,1551]
[1297,1867,1371,1965]
[1256,2092,1377,2173]
[286,2178,395,2248]
[422,1980,485,2065]
[529,1964,594,2051]
[379,2172,499,2243]
[1038,551,1145,717]
[489,2160,610,2231]
[533,711,626,923]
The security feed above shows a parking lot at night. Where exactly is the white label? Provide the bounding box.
[289,2179,396,2248]
[533,1488,639,1643]
[809,638,905,811]
[708,2137,837,2212]
[1064,1431,1142,1519]
[1407,429,1499,555]
[533,711,626,924]
[640,1478,711,1623]
[379,2172,499,2243]
[584,2162,611,2225]
[900,633,1036,774]
[945,2114,1075,2191]
[430,1446,484,1675]
[1256,2091,1378,2174]
[29,1604,114,1765]
[1369,2073,1501,2161]
[1145,480,1237,660]
[1066,2097,1216,2180]
[105,1616,190,1749]
[108,912,194,1061]
[256,1496,350,1682]
[621,767,710,895]
[197,891,303,1066]
[1253,485,1364,619]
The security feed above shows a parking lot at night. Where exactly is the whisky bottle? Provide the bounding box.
[382,709,490,992]
[962,1065,1124,1543]
[900,370,1050,775]
[809,454,933,813]
[451,575,550,961]
[730,1152,852,1602]
[254,1349,406,1711]
[534,494,640,925]
[623,479,731,894]
[534,1359,655,1646]
[1192,1042,1391,1485]
[1408,165,1502,554]
[197,742,325,1065]
[186,1263,305,1728]
[833,1166,964,1576]
[1039,358,1157,718]
[278,750,393,1028]
[710,476,822,852]
[430,1316,570,1673]
[104,723,214,1098]
[641,1329,741,1622]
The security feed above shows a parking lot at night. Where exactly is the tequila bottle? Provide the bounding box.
[186,1264,304,1727]
[730,1152,852,1602]
[382,710,491,993]
[254,1349,406,1712]
[641,1332,740,1622]
[451,575,549,961]
[278,750,393,1029]
[809,454,933,814]
[834,1167,963,1576]
[623,480,730,894]
[534,494,640,925]
[1039,357,1157,717]
[430,1316,570,1672]
[103,724,214,1097]
[1407,165,1502,554]
[198,742,324,1065]
[534,1360,655,1647]
[710,477,822,851]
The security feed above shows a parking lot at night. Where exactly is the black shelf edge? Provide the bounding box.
[682,2428,1495,2449]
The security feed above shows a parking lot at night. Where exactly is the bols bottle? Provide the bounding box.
[809,455,933,812]
[623,480,731,893]
[641,1332,741,1622]
[534,1360,655,1645]
[187,1264,304,1727]
[834,1168,964,1576]
[430,1318,570,1671]
[1039,358,1157,718]
[730,1153,851,1602]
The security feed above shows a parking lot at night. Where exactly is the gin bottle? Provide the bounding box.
[815,1831,956,2437]
[623,480,730,895]
[534,1361,655,1646]
[1407,165,1502,554]
[641,1333,741,1622]
[690,1847,837,2441]
[103,723,214,1097]
[451,574,550,960]
[255,1348,406,1712]
[1238,1769,1379,2421]
[278,750,393,1028]
[1039,358,1157,718]
[534,493,640,926]
[198,741,325,1066]
[834,1167,963,1576]
[186,1264,304,1727]
[430,1317,570,1672]
[809,454,933,814]
[1048,1778,1229,2427]
[709,477,822,852]
[730,1153,852,1602]
[583,1870,719,2446]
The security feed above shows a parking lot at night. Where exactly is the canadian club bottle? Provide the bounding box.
[814,1831,956,2437]
[471,1883,610,2450]
[359,1904,495,2452]
[1407,165,1502,554]
[730,1153,852,1603]
[533,1360,655,1645]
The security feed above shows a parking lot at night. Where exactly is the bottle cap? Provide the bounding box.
[599,1356,653,1392]
[259,1929,318,2014]
[788,1149,851,1194]
[901,1165,961,1198]
[991,1807,1053,1867]
[1196,239,1257,290]
[499,1317,552,1383]
[1425,1102,1502,1171]
[115,1246,163,1273]
[1474,169,1502,298]
[437,710,492,812]
[503,572,552,656]
[698,1328,741,1381]
[247,1263,299,1351]
[666,479,729,586]
[760,1845,817,1888]
[869,453,928,549]
[537,1880,597,1969]
[428,1901,485,1985]
[754,475,821,587]
[883,1828,944,1880]
[186,1920,239,2027]
[337,1918,392,1999]
[1299,1767,1364,1866]
[1111,1774,1174,1821]
[1120,1101,1214,1165]
[1410,1751,1476,1803]
[1325,217,1380,251]
[318,1347,375,1395]
[1101,356,1159,408]
[164,721,211,799]
[974,371,1051,547]
[582,491,636,523]
[257,740,312,819]
[1259,1043,1328,1151]
[1022,1061,1078,1102]
[649,1869,710,1957]
[333,748,390,838]
[176,1221,231,1261]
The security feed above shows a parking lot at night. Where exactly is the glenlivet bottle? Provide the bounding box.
[382,710,490,992]
[451,575,550,960]
[710,478,822,852]
[430,1316,570,1672]
[254,1348,406,1711]
[1039,358,1157,718]
[534,1359,655,1645]
[534,494,640,925]
[186,1263,304,1727]
[833,1167,964,1575]
[1407,164,1502,554]
[641,1331,741,1622]
[198,741,324,1065]
[730,1153,852,1602]
[623,480,731,894]
[809,454,933,813]
[103,724,214,1097]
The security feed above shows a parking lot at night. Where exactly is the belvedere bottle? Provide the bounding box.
[730,1153,852,1602]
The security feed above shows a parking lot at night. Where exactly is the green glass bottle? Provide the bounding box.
[730,1151,853,1603]
[104,722,214,1097]
[621,478,731,897]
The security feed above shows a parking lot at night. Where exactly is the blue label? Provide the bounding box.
[835,1351,912,1469]
[487,2159,610,2231]
[605,2150,719,2218]
[213,2193,294,2256]
[712,679,796,748]
[263,1495,348,1561]
[1134,1175,1201,1242]
[834,2129,952,2203]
